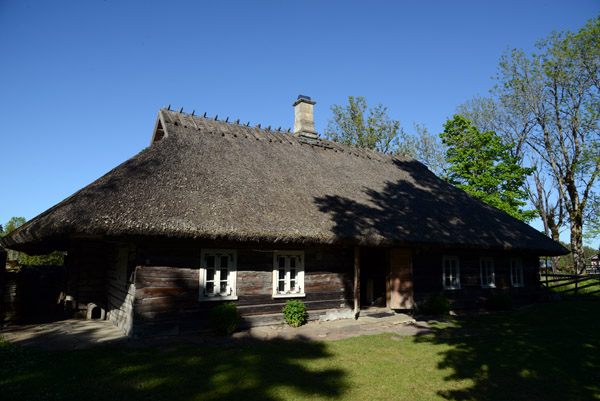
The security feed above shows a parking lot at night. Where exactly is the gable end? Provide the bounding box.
[150,114,168,145]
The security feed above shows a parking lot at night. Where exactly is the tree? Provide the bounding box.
[2,217,64,266]
[325,96,448,178]
[325,96,401,154]
[440,115,536,222]
[398,123,448,177]
[583,194,600,243]
[457,96,566,272]
[456,95,533,160]
[1,217,26,236]
[495,15,600,272]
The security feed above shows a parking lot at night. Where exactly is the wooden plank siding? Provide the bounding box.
[128,246,355,337]
[412,248,540,308]
[66,239,543,338]
[105,245,137,335]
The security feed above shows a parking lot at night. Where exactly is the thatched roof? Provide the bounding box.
[2,108,567,256]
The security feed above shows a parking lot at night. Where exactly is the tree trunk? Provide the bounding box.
[550,226,561,274]
[569,213,586,274]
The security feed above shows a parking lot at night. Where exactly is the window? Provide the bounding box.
[480,257,495,288]
[199,249,237,301]
[443,256,461,290]
[273,251,305,298]
[510,258,524,287]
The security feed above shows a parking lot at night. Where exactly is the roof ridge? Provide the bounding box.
[162,106,294,133]
[161,107,410,166]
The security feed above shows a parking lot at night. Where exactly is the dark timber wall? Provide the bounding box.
[413,247,540,309]
[128,245,355,337]
[106,245,136,334]
[67,239,543,337]
[67,241,108,315]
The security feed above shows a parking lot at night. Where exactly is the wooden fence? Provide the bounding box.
[540,267,600,299]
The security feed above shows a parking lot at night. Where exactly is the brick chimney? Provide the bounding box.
[293,95,317,138]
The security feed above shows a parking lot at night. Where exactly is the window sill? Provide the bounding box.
[443,286,461,290]
[273,293,306,299]
[481,285,496,289]
[199,295,239,302]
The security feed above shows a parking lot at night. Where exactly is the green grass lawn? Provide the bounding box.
[2,301,599,401]
[543,275,600,297]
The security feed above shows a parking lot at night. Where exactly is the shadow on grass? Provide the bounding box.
[0,338,347,401]
[415,301,600,401]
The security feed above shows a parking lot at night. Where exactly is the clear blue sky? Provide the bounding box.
[1,1,598,247]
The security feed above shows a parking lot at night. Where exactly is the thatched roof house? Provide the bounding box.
[1,96,567,337]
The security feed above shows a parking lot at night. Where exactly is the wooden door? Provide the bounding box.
[389,248,413,309]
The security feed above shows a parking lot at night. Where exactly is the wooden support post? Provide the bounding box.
[545,256,549,289]
[354,245,360,318]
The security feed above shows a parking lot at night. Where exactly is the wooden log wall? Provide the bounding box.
[1,266,66,324]
[106,245,137,335]
[129,246,355,337]
[1,272,18,324]
[412,248,540,308]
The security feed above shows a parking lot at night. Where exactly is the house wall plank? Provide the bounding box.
[129,245,355,337]
[412,248,541,308]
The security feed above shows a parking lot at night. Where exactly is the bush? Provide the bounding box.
[282,300,308,327]
[486,293,513,311]
[209,302,240,335]
[419,292,451,315]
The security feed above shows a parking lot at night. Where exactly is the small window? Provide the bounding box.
[480,257,495,288]
[510,258,524,287]
[273,251,305,298]
[200,250,237,301]
[443,256,461,290]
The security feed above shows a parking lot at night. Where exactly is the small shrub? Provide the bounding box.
[209,302,240,335]
[486,293,513,311]
[419,292,451,315]
[282,300,308,327]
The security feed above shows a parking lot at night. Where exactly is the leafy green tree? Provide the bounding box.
[583,195,600,244]
[495,15,600,272]
[441,115,536,222]
[457,96,566,272]
[2,217,64,266]
[398,123,448,177]
[325,96,401,154]
[1,217,26,236]
[19,252,65,266]
[554,242,600,270]
[325,97,448,178]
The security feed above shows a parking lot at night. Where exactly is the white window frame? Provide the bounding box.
[273,251,306,298]
[510,258,524,287]
[443,256,461,290]
[199,249,238,301]
[480,257,496,288]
